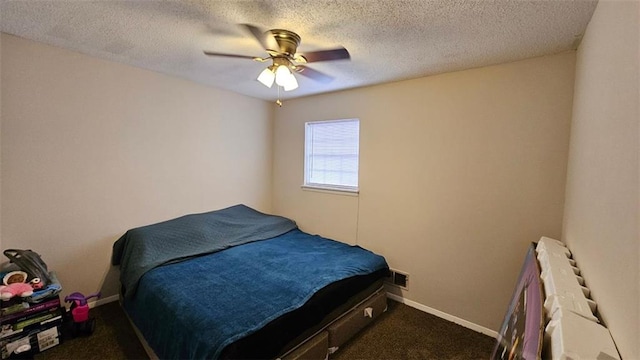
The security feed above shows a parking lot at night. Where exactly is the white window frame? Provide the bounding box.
[302,119,360,194]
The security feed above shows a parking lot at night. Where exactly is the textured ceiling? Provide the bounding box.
[0,0,597,101]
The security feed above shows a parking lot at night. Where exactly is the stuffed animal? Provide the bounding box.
[0,282,33,301]
[29,277,44,290]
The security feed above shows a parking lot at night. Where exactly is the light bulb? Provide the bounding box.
[275,65,292,86]
[257,67,275,88]
[283,73,298,91]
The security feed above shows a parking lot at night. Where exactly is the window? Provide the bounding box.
[304,119,359,193]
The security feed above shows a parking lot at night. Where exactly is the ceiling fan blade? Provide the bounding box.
[298,48,350,63]
[241,23,279,51]
[295,65,334,84]
[203,51,259,60]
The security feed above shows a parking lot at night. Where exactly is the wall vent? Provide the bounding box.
[385,269,409,290]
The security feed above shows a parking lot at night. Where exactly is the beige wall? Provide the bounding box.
[273,52,576,331]
[0,34,273,299]
[562,0,640,358]
[0,34,3,252]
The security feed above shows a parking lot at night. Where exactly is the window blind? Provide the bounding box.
[304,119,359,191]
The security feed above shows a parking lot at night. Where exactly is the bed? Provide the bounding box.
[111,204,389,359]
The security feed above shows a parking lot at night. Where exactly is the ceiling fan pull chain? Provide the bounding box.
[276,86,283,107]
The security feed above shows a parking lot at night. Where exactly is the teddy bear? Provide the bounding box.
[0,282,33,301]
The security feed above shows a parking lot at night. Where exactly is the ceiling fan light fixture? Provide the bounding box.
[257,67,275,88]
[275,65,292,87]
[283,73,298,91]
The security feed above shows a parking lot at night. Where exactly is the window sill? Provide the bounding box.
[301,185,359,196]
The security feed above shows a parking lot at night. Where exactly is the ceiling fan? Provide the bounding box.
[203,24,350,95]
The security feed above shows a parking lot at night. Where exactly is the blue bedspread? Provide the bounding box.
[112,205,297,298]
[122,229,388,359]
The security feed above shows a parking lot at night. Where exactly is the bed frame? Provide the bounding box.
[122,282,388,360]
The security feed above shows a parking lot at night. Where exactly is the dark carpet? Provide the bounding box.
[34,300,495,360]
[332,300,495,359]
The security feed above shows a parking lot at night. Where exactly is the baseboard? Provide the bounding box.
[386,293,498,339]
[89,294,119,308]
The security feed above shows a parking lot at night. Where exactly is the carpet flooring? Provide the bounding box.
[34,299,495,359]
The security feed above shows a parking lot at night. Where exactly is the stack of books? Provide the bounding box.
[0,296,64,359]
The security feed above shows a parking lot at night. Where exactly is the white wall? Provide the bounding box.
[0,34,273,299]
[562,0,640,358]
[273,52,576,331]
